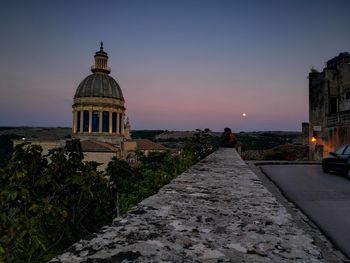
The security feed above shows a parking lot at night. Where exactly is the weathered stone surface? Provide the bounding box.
[51,148,324,262]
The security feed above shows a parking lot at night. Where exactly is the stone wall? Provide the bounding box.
[51,148,325,262]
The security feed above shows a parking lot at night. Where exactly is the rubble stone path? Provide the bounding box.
[51,148,324,262]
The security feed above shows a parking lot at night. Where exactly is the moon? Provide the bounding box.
[242,113,247,117]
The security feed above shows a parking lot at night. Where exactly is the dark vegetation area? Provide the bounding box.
[0,129,215,262]
[262,144,309,161]
[0,135,21,168]
[130,130,165,140]
[237,131,301,151]
[237,132,308,160]
[0,127,71,139]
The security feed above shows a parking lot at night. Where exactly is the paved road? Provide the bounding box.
[261,165,350,258]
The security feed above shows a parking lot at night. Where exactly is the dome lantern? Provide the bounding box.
[91,42,111,74]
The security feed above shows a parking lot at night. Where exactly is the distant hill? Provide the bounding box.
[237,131,302,151]
[0,127,71,139]
[130,130,165,140]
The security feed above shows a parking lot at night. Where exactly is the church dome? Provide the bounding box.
[74,42,124,101]
[74,73,124,100]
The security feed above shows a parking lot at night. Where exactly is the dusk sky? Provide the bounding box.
[0,0,349,132]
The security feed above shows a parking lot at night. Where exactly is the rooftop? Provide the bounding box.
[80,140,119,152]
[132,139,169,151]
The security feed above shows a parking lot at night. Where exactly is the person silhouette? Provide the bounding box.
[222,128,237,148]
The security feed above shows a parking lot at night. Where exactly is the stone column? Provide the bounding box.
[116,112,120,134]
[109,111,112,134]
[73,110,77,134]
[88,110,92,133]
[80,110,83,133]
[121,113,125,135]
[99,111,103,133]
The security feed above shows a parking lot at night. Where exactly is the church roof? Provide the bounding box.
[133,139,169,151]
[74,73,124,100]
[80,140,119,152]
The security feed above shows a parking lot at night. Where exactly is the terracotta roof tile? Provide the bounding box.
[133,139,169,151]
[80,140,119,152]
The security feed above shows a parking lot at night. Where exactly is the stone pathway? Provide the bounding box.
[51,148,325,262]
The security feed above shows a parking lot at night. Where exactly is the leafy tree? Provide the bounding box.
[0,135,21,168]
[106,149,195,216]
[105,158,140,215]
[184,129,215,163]
[0,140,118,262]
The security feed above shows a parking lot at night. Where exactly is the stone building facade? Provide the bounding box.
[309,52,350,158]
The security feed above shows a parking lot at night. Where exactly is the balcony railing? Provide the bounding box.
[327,114,338,126]
[326,111,350,126]
[341,112,350,123]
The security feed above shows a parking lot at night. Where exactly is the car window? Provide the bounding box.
[335,145,347,155]
[343,146,350,155]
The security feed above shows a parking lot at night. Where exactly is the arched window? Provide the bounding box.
[92,111,99,132]
[112,112,117,133]
[83,111,89,132]
[102,111,109,132]
[77,111,81,132]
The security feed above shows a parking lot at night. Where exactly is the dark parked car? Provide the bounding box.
[322,144,350,178]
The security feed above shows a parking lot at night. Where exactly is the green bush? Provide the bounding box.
[0,140,118,262]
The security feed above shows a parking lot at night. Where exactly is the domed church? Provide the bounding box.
[15,43,170,170]
[72,42,131,142]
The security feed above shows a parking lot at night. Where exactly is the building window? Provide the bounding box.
[345,91,350,100]
[329,97,338,114]
[83,111,89,132]
[92,111,99,132]
[119,113,122,134]
[77,111,81,132]
[102,111,109,132]
[112,112,117,133]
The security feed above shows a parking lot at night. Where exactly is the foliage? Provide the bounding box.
[263,144,309,161]
[0,135,21,168]
[106,150,193,215]
[237,132,300,151]
[183,129,216,163]
[0,140,118,262]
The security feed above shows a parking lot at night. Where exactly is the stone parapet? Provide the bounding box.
[51,148,324,262]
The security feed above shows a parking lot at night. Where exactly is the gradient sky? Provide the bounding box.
[0,0,349,132]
